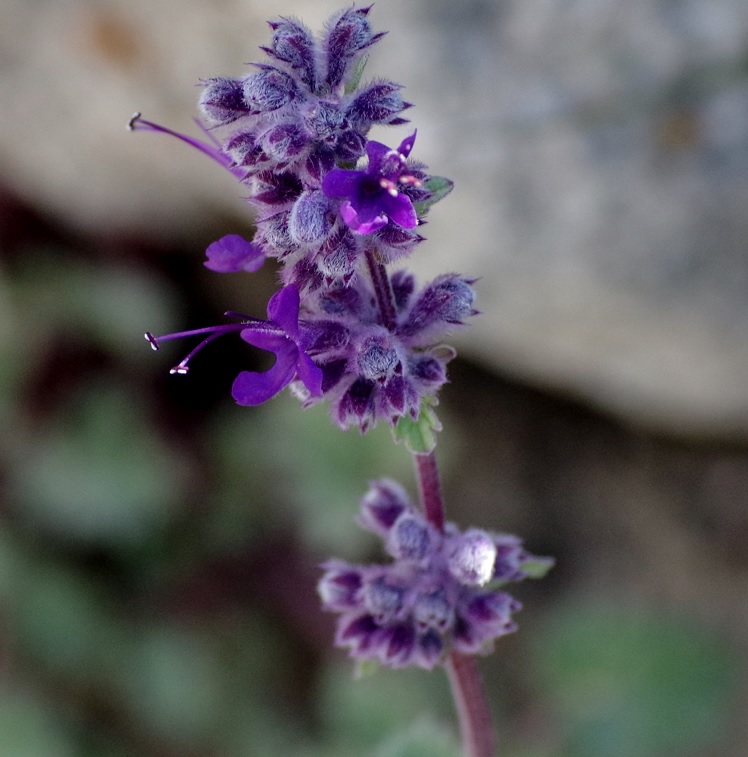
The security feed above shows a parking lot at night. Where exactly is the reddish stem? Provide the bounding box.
[412,449,496,757]
[446,653,497,757]
[365,249,398,332]
[412,450,445,532]
[366,238,496,756]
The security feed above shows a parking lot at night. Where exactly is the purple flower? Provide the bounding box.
[144,284,322,405]
[137,7,465,429]
[233,284,323,405]
[204,234,265,273]
[319,481,554,669]
[322,133,421,234]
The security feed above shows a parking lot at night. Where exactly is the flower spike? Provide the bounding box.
[319,481,554,669]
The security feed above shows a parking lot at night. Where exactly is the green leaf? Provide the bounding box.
[345,54,369,94]
[520,556,556,579]
[413,176,454,216]
[392,398,442,454]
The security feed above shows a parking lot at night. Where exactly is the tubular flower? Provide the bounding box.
[322,133,421,234]
[318,480,554,669]
[145,284,322,405]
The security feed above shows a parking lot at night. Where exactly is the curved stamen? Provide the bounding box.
[169,330,231,375]
[127,112,246,179]
[145,316,282,376]
[398,174,423,187]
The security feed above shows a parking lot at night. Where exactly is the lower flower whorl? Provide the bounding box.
[318,480,554,669]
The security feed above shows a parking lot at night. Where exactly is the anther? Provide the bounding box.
[145,332,160,350]
[169,365,189,375]
[398,175,423,188]
[127,112,142,131]
[379,178,399,197]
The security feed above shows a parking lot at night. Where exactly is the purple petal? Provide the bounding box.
[365,140,390,173]
[295,350,324,397]
[381,624,416,667]
[322,168,366,199]
[231,346,297,405]
[266,284,300,337]
[204,234,265,273]
[381,192,417,229]
[239,329,289,353]
[340,201,388,235]
[397,131,417,158]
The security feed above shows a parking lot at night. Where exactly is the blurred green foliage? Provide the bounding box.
[0,232,743,756]
[533,602,739,757]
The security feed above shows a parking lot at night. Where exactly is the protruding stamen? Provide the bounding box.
[128,112,246,178]
[145,316,284,378]
[145,332,160,350]
[398,174,423,188]
[379,177,399,197]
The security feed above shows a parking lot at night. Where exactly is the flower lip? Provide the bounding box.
[204,234,265,273]
[232,284,323,404]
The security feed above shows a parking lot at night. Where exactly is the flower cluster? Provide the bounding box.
[136,5,469,432]
[318,480,554,669]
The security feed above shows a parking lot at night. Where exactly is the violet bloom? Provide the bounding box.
[145,284,322,404]
[322,133,421,234]
[233,284,323,405]
[204,234,265,273]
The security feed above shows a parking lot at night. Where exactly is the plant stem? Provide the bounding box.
[365,249,398,332]
[367,236,497,756]
[412,449,445,532]
[412,449,497,757]
[445,653,497,757]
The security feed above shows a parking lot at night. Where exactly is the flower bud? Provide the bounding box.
[289,190,335,246]
[356,333,400,383]
[243,66,299,113]
[265,18,317,89]
[399,275,477,339]
[323,6,384,88]
[413,588,453,630]
[359,479,410,534]
[363,576,405,623]
[346,80,406,131]
[447,529,497,586]
[261,123,307,163]
[199,77,249,125]
[387,513,431,561]
[318,561,363,610]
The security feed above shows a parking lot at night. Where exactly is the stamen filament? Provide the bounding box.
[145,315,287,376]
[127,112,246,179]
[169,330,229,374]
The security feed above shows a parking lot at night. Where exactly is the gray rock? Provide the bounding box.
[3,0,748,437]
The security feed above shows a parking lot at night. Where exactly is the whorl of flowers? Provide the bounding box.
[134,5,465,433]
[319,480,554,669]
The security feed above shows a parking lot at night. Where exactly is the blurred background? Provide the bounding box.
[1,0,747,755]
